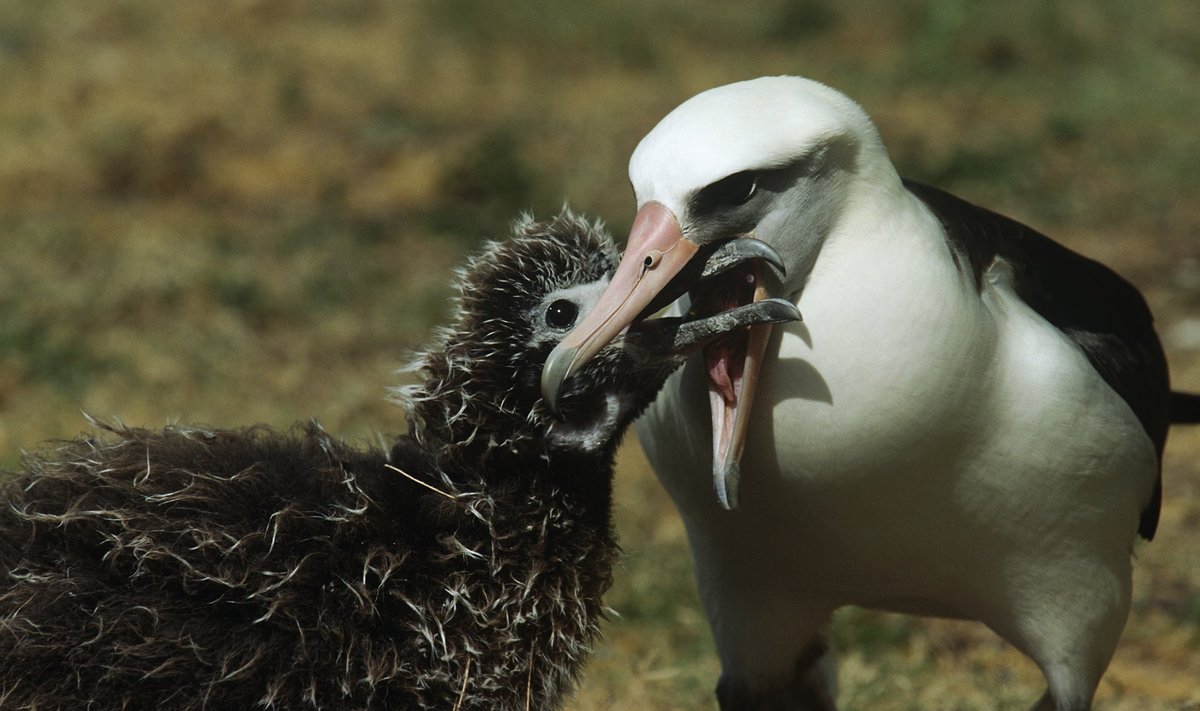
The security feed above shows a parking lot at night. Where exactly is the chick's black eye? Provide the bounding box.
[545,299,578,330]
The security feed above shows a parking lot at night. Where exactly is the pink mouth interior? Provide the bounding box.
[698,265,757,407]
[695,265,759,472]
[706,329,747,406]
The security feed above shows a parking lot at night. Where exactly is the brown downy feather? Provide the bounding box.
[1,211,633,710]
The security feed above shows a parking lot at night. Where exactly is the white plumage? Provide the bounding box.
[543,76,1197,710]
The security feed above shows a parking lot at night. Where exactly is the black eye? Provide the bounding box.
[545,299,578,330]
[694,170,758,212]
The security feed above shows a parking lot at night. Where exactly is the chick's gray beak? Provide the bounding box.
[541,345,577,416]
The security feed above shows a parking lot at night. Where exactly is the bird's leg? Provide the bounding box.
[1026,664,1101,711]
[1028,689,1091,711]
[716,637,837,711]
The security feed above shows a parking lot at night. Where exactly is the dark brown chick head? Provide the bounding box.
[399,209,800,469]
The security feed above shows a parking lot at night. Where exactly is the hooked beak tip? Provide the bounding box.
[714,460,741,510]
[540,342,581,415]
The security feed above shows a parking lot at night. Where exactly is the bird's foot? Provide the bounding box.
[715,638,837,711]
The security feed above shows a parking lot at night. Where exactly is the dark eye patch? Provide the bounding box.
[692,170,758,214]
[545,299,579,330]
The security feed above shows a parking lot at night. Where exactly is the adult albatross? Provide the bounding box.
[541,76,1200,711]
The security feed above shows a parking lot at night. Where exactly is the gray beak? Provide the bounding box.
[628,298,801,355]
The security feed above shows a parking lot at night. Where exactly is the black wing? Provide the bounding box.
[904,180,1169,540]
[1171,391,1200,423]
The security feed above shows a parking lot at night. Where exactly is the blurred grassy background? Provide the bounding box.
[1,1,1198,708]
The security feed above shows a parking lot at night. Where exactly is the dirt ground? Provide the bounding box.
[1,3,1197,708]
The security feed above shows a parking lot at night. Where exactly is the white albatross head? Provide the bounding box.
[542,76,902,508]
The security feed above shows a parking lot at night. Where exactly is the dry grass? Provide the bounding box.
[2,2,1198,708]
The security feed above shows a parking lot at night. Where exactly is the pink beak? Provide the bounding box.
[542,201,779,510]
[540,201,697,408]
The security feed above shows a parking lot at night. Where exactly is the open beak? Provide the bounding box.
[541,201,794,511]
[703,265,773,510]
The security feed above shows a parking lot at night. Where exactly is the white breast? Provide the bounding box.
[636,194,1157,619]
